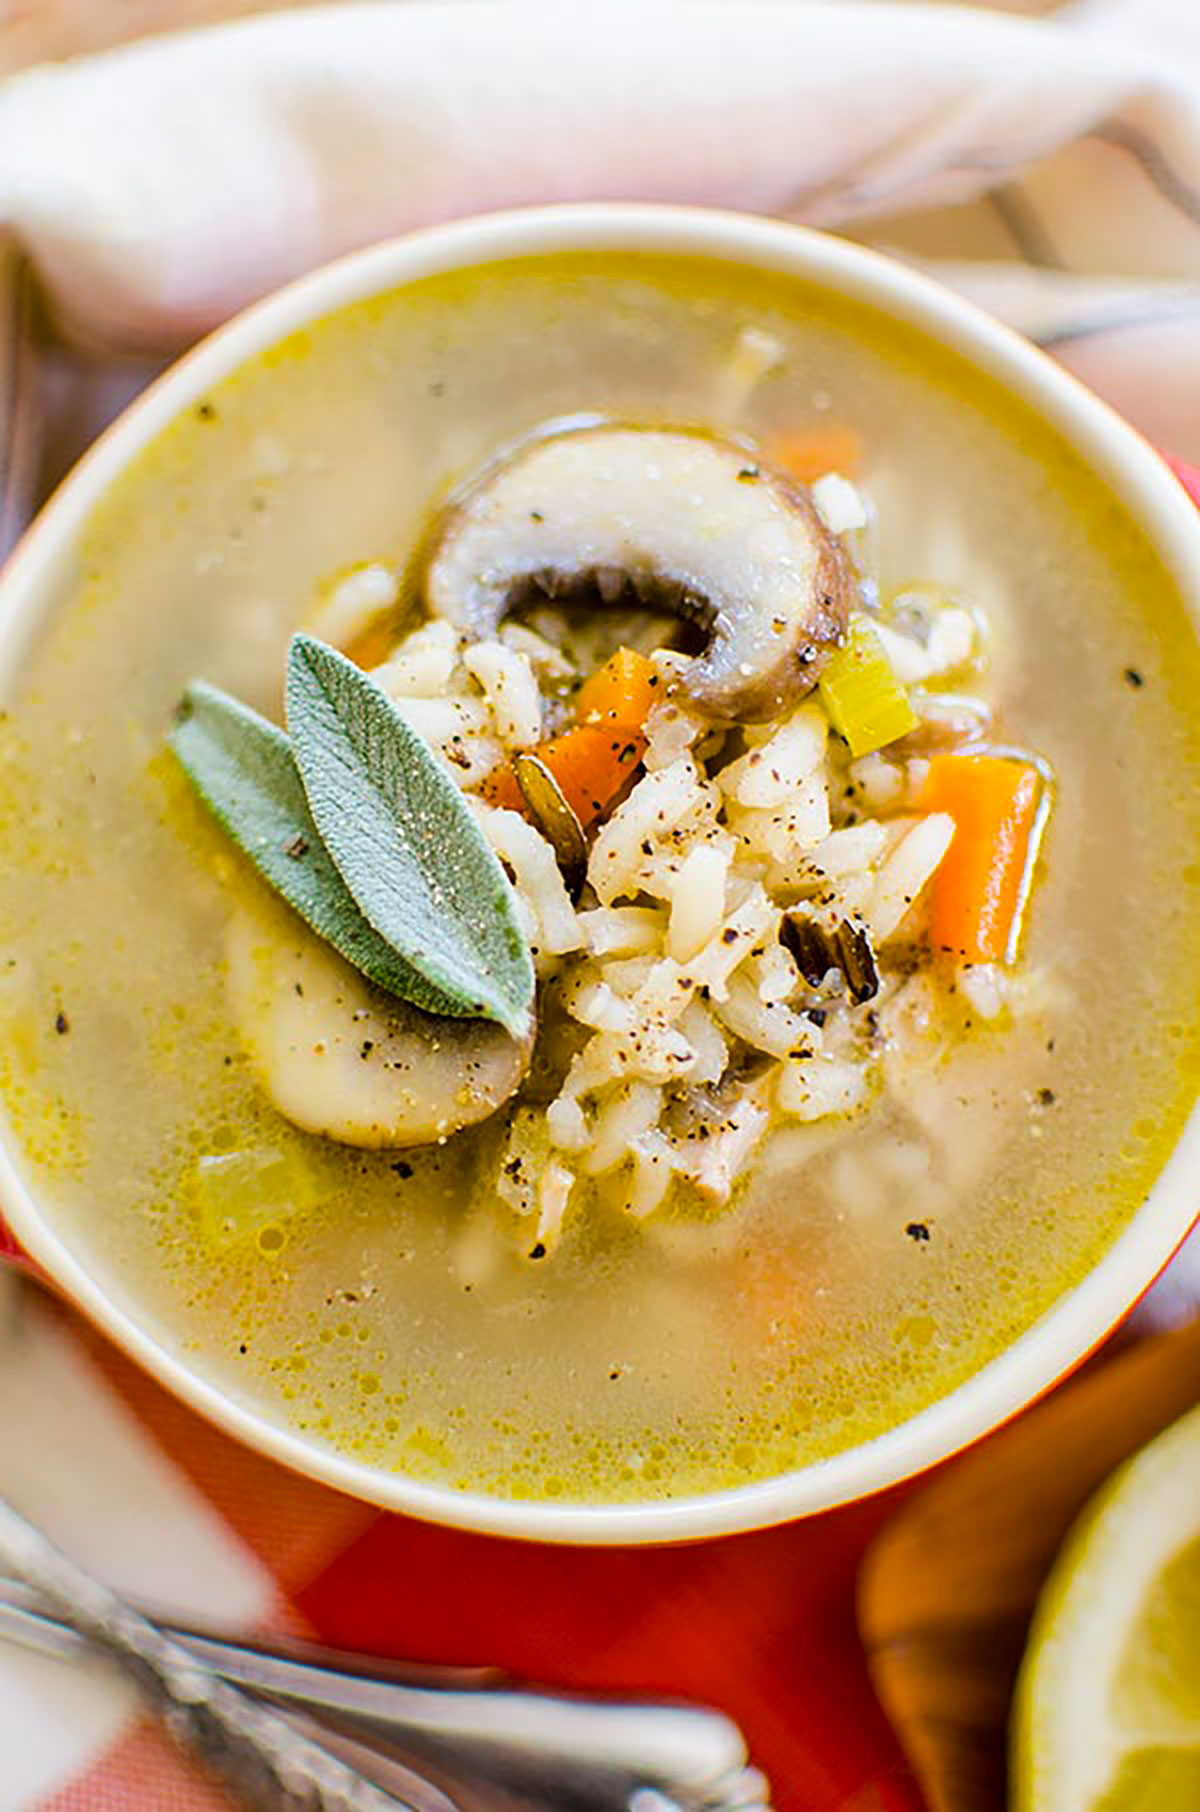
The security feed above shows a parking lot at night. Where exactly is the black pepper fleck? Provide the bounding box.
[54,1010,70,1035]
[1036,1086,1056,1107]
[905,1221,931,1243]
[1123,667,1145,689]
[391,1160,413,1179]
[529,1242,547,1260]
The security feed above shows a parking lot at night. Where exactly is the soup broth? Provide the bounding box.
[1,252,1198,1504]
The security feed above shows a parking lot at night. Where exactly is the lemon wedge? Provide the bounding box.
[1014,1398,1200,1811]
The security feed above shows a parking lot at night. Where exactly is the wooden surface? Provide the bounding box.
[0,245,35,559]
[860,1315,1200,1812]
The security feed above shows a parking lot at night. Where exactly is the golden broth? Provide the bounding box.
[1,251,1199,1504]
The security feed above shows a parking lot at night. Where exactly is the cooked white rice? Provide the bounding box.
[365,475,1029,1248]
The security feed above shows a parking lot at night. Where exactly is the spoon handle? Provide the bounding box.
[0,1576,770,1812]
[0,1492,445,1811]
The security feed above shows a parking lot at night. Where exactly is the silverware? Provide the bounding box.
[0,1530,771,1810]
[0,1490,452,1810]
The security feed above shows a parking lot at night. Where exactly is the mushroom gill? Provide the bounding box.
[423,425,851,723]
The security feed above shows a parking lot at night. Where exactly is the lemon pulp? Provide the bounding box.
[1014,1399,1200,1811]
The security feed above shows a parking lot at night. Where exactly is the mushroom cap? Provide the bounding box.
[424,425,851,722]
[226,897,533,1149]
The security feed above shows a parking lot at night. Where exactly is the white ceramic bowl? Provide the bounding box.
[1,205,1198,1544]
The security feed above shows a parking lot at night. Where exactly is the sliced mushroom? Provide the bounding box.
[424,426,850,722]
[226,898,533,1148]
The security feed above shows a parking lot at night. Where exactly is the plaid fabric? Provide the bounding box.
[0,1286,923,1811]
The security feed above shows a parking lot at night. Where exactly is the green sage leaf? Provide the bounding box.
[169,681,468,1018]
[286,634,535,1037]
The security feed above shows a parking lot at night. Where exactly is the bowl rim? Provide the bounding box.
[1,200,1198,1545]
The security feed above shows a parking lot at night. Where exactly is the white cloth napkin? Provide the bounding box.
[4,0,1200,458]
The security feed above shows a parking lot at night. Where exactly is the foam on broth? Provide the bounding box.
[1,251,1199,1503]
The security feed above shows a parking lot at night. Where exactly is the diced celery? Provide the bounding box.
[818,617,918,757]
[187,1143,331,1251]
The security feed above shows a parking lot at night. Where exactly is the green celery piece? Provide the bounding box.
[187,1145,331,1252]
[286,634,534,1038]
[819,616,917,757]
[169,681,466,1016]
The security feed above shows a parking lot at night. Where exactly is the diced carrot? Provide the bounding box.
[574,647,661,730]
[343,617,401,673]
[769,422,862,483]
[921,755,1044,965]
[480,727,647,829]
[483,647,658,827]
[479,763,526,813]
[527,725,647,829]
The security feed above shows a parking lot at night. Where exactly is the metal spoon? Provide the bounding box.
[0,1563,771,1811]
[0,1489,446,1810]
